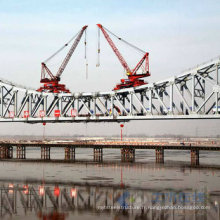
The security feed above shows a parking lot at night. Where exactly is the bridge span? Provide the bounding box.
[0,56,220,123]
[0,139,219,165]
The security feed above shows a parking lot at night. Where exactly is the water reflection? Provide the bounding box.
[0,148,220,219]
[1,179,220,220]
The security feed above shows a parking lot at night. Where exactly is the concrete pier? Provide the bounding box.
[93,147,103,162]
[41,146,50,160]
[64,147,75,160]
[191,149,199,166]
[121,147,135,162]
[0,146,13,159]
[16,146,26,159]
[155,147,164,163]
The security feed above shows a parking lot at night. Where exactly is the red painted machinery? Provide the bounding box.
[97,24,150,90]
[37,25,88,93]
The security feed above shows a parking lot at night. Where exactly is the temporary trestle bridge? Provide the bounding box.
[0,56,220,123]
[0,140,220,165]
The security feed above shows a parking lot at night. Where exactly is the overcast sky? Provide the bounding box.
[0,0,219,137]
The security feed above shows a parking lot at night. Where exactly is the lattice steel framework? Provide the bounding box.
[0,56,220,123]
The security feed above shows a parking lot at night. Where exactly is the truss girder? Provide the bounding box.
[0,57,220,122]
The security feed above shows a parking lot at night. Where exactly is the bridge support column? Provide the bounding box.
[121,147,135,162]
[191,149,199,166]
[16,145,26,159]
[0,146,13,159]
[41,146,50,160]
[155,147,164,163]
[64,147,75,160]
[93,147,103,162]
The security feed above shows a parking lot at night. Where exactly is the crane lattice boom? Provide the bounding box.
[56,25,88,78]
[37,25,88,93]
[97,24,131,74]
[96,24,150,90]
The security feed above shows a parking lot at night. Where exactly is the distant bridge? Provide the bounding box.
[0,139,219,165]
[0,56,220,123]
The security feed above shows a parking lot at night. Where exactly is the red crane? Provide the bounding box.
[37,25,88,93]
[97,24,150,90]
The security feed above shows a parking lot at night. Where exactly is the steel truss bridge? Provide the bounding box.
[0,57,220,123]
[0,180,219,219]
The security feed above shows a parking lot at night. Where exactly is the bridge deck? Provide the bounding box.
[0,140,219,165]
[1,141,220,151]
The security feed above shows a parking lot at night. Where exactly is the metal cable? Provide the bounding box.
[102,26,145,54]
[85,29,88,79]
[43,31,80,64]
[96,27,100,67]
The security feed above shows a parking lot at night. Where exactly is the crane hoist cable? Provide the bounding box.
[96,27,101,67]
[84,28,88,79]
[84,28,87,59]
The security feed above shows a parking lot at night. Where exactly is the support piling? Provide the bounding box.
[0,146,13,159]
[191,148,199,166]
[41,146,50,160]
[121,147,135,162]
[155,147,164,163]
[16,145,26,159]
[64,147,75,160]
[93,147,103,162]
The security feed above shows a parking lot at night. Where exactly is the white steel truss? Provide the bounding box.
[0,56,220,123]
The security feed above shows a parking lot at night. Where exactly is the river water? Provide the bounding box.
[0,148,219,219]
